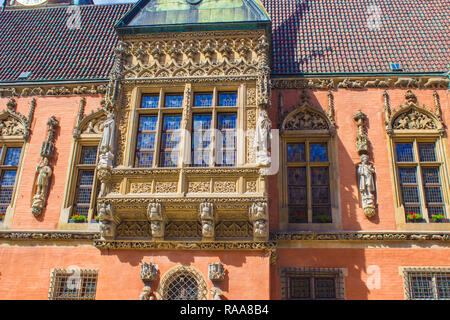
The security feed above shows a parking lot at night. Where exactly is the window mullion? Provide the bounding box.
[414,141,428,222]
[306,140,312,223]
[154,109,163,168]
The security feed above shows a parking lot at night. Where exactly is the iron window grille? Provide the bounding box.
[160,265,208,300]
[403,267,450,300]
[279,267,345,300]
[48,269,98,300]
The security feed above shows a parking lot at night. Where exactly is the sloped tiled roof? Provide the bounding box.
[0,1,448,83]
[0,4,132,83]
[264,0,449,74]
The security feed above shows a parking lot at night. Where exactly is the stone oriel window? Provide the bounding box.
[48,268,98,300]
[280,268,345,300]
[70,146,99,223]
[134,88,239,168]
[0,146,22,222]
[402,267,450,300]
[394,141,447,223]
[158,265,208,300]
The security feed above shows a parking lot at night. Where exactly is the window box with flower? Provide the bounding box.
[405,212,424,223]
[431,213,448,223]
[70,213,87,223]
[91,215,99,223]
[0,214,4,222]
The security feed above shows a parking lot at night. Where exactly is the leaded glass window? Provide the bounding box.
[394,141,447,223]
[287,141,331,224]
[194,93,213,107]
[0,147,22,221]
[192,114,211,167]
[71,146,98,223]
[135,116,158,168]
[141,94,160,109]
[159,115,182,167]
[218,92,237,107]
[165,94,183,108]
[216,113,236,166]
[404,269,450,300]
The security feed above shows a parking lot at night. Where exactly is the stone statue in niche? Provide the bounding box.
[97,112,116,169]
[32,157,52,216]
[357,154,376,218]
[254,109,272,166]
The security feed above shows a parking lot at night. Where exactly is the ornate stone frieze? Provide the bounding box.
[270,231,450,242]
[0,84,107,98]
[215,221,253,239]
[246,181,257,193]
[271,77,450,90]
[213,181,236,193]
[130,182,152,194]
[122,31,268,80]
[31,116,58,217]
[0,231,100,241]
[117,221,151,238]
[154,181,178,193]
[187,181,210,193]
[385,90,444,135]
[165,221,201,239]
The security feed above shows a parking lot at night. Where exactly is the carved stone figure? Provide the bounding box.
[147,202,165,240]
[254,109,272,166]
[249,202,269,241]
[98,203,117,239]
[139,286,155,300]
[208,262,225,281]
[150,221,165,239]
[98,112,116,168]
[210,286,224,300]
[35,157,52,197]
[199,202,215,240]
[357,154,376,218]
[284,109,329,131]
[140,262,158,282]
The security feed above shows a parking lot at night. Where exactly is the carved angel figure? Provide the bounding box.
[254,109,272,166]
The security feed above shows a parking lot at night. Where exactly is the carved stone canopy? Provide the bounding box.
[208,262,225,281]
[0,98,35,141]
[140,262,158,282]
[281,104,334,133]
[73,99,107,139]
[385,90,444,134]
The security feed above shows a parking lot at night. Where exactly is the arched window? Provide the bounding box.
[280,101,340,230]
[386,90,449,226]
[158,265,207,300]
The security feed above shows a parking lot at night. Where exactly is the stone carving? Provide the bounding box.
[353,110,376,218]
[357,155,376,218]
[384,90,444,134]
[130,182,152,193]
[271,77,449,90]
[385,90,443,134]
[213,181,236,193]
[188,181,210,193]
[249,202,269,241]
[155,181,177,193]
[210,286,224,300]
[98,202,119,240]
[147,202,165,240]
[246,181,257,193]
[215,221,253,238]
[392,109,436,130]
[199,202,216,240]
[283,107,330,131]
[141,262,158,282]
[117,221,150,238]
[97,112,116,197]
[31,116,58,217]
[165,221,202,238]
[0,98,35,141]
[122,31,268,80]
[254,109,272,166]
[73,99,107,138]
[208,262,225,281]
[139,285,156,300]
